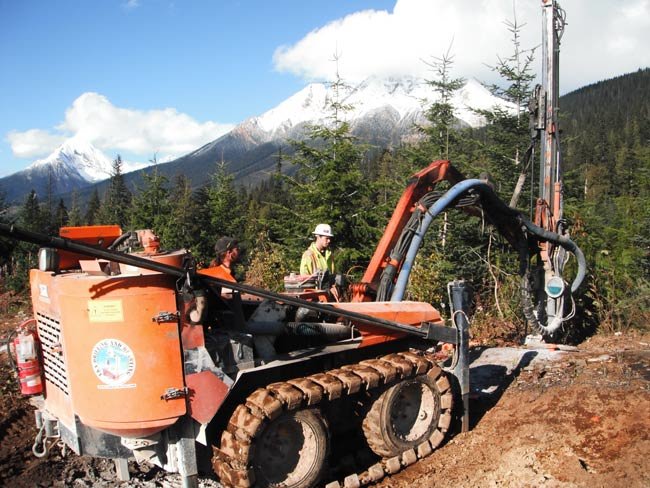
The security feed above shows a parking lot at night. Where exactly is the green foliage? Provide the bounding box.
[277,71,377,277]
[129,167,171,235]
[67,191,83,227]
[558,68,650,332]
[244,231,291,291]
[0,187,16,289]
[54,199,69,229]
[421,47,466,161]
[85,189,101,225]
[97,156,132,228]
[473,13,537,203]
[206,162,243,238]
[164,174,200,251]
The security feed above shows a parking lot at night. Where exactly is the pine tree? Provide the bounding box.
[97,156,132,228]
[20,190,45,232]
[129,164,171,234]
[0,187,7,221]
[85,188,101,225]
[191,162,246,266]
[42,167,57,235]
[67,190,83,226]
[54,199,69,229]
[0,187,11,276]
[164,174,199,251]
[205,161,243,238]
[191,185,213,265]
[421,45,466,162]
[9,190,45,291]
[477,11,537,201]
[281,67,375,274]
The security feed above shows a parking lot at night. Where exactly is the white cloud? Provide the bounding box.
[273,0,650,94]
[7,129,66,159]
[123,0,140,10]
[8,92,234,162]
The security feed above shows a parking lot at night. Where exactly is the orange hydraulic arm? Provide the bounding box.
[353,160,464,299]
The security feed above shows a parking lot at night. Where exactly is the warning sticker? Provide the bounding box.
[91,339,136,388]
[38,284,50,304]
[88,300,124,323]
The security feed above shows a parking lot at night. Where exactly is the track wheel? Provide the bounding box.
[362,374,444,457]
[253,409,328,488]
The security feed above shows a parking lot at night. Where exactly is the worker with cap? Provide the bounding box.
[188,236,241,328]
[200,236,240,284]
[300,224,335,276]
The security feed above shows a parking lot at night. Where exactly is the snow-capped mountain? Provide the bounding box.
[1,77,514,203]
[157,76,514,187]
[28,137,115,183]
[1,139,116,204]
[0,138,150,203]
[252,76,508,139]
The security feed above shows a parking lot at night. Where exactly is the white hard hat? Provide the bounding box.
[313,223,333,237]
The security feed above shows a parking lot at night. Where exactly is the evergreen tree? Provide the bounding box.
[54,199,69,229]
[250,151,296,244]
[20,190,45,232]
[0,187,7,221]
[9,190,45,291]
[0,187,11,277]
[281,68,375,275]
[165,174,199,251]
[97,155,132,227]
[191,185,213,265]
[205,161,243,238]
[129,165,171,235]
[477,11,537,201]
[67,190,84,226]
[85,188,101,225]
[42,167,57,234]
[191,162,246,267]
[420,45,466,162]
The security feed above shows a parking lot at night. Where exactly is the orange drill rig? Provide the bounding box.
[1,157,585,488]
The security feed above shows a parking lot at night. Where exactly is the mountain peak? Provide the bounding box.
[250,76,513,139]
[29,137,114,182]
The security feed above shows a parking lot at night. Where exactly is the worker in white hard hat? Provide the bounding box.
[300,223,335,276]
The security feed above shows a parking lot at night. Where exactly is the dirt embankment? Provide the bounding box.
[378,334,650,488]
[1,306,648,487]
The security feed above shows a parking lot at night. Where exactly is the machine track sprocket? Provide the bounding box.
[212,350,454,488]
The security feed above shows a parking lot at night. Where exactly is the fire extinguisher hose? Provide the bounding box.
[2,329,18,370]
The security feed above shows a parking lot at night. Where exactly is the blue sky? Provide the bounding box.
[1,0,648,177]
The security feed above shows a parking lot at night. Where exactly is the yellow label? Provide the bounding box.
[88,300,124,323]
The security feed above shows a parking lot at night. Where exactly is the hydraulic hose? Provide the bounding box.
[376,191,441,301]
[389,178,587,306]
[391,179,491,301]
[285,322,352,338]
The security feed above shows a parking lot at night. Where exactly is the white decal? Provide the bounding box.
[91,339,136,388]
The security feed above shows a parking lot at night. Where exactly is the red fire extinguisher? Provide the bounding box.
[10,319,44,395]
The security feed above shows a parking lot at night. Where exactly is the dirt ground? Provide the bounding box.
[1,305,648,488]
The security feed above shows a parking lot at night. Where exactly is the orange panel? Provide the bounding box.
[59,225,123,241]
[57,226,123,270]
[40,271,185,437]
[185,371,230,424]
[331,301,442,347]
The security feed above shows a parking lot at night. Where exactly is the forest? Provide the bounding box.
[1,61,648,342]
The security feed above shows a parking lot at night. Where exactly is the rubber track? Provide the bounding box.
[212,350,454,488]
